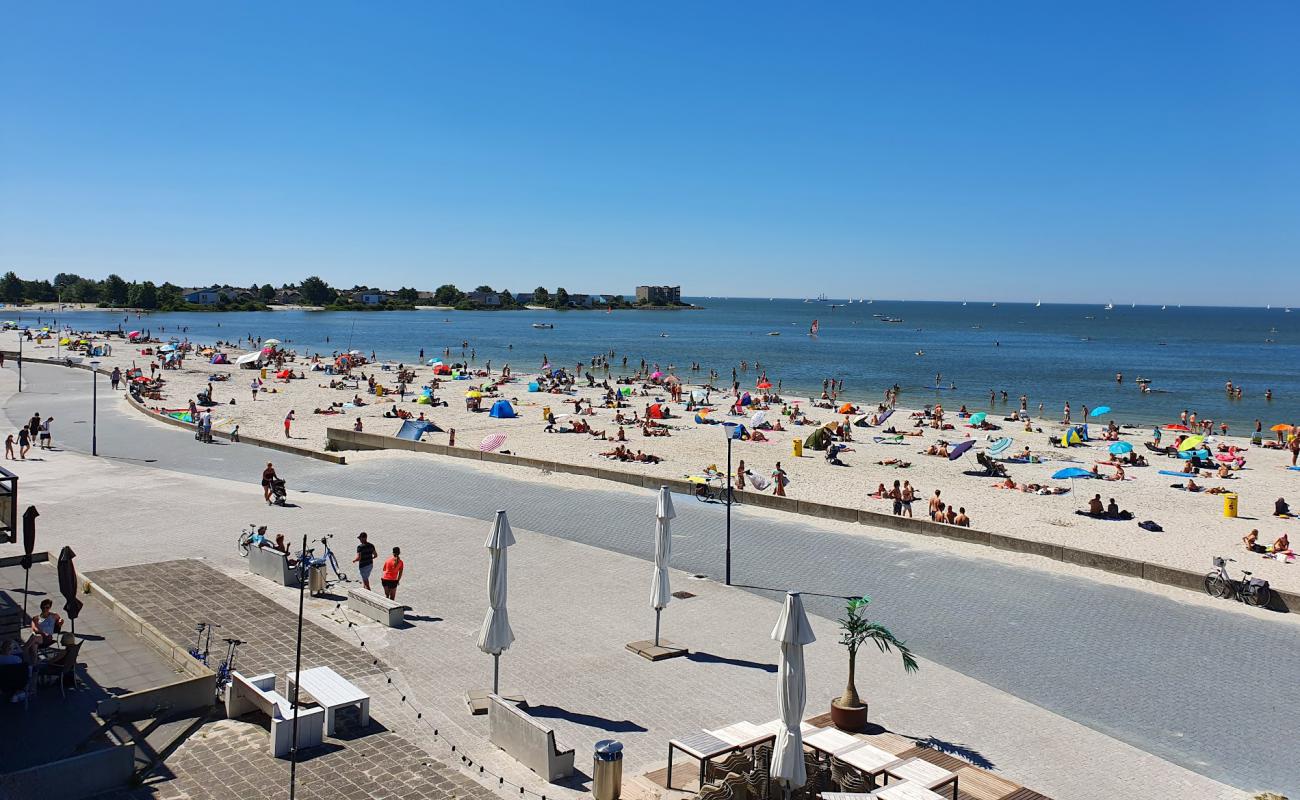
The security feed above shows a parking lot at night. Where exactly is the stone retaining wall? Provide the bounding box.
[325,426,1300,614]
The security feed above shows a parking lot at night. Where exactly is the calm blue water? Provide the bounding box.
[12,299,1300,430]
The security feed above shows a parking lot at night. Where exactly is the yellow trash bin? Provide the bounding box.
[793,438,803,458]
[542,406,551,420]
[1223,493,1238,518]
[260,367,267,380]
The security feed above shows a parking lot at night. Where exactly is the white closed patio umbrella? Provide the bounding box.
[477,509,516,694]
[770,592,816,794]
[650,486,675,646]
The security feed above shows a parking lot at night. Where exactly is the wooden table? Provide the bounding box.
[838,742,905,786]
[285,667,369,736]
[708,721,772,748]
[869,779,948,800]
[804,727,865,757]
[883,758,957,800]
[666,730,734,792]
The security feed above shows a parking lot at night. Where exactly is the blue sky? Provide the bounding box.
[2,2,1297,304]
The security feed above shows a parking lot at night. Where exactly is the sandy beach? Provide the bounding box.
[9,328,1300,595]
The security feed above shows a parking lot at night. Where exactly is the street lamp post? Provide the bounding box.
[722,422,738,586]
[17,331,22,393]
[89,360,101,456]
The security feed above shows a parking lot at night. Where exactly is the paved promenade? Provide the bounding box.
[3,361,1293,797]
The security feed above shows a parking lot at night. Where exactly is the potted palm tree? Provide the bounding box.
[831,596,918,731]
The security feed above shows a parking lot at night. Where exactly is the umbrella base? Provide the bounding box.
[625,639,688,662]
[466,689,525,716]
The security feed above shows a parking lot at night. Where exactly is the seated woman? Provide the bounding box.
[1243,529,1265,553]
[25,599,63,660]
[1185,478,1201,492]
[1275,497,1291,517]
[870,483,888,499]
[1270,532,1291,554]
[750,430,768,442]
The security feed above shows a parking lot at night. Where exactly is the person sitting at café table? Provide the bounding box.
[25,599,63,659]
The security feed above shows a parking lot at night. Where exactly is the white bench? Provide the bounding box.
[488,694,574,781]
[248,545,300,587]
[224,671,324,758]
[347,587,410,627]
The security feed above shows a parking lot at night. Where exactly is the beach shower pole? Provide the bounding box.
[17,333,22,392]
[89,360,100,456]
[724,425,734,586]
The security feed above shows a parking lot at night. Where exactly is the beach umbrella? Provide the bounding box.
[480,433,507,452]
[769,592,816,793]
[651,370,663,380]
[751,410,767,428]
[1270,424,1293,433]
[1109,441,1134,455]
[20,506,38,620]
[756,380,772,389]
[476,510,516,694]
[466,389,482,398]
[650,486,675,647]
[1089,406,1111,418]
[948,439,975,460]
[1178,435,1206,452]
[262,338,281,347]
[969,412,986,426]
[987,438,1013,456]
[1053,467,1093,480]
[664,375,681,385]
[57,545,83,635]
[1163,424,1190,431]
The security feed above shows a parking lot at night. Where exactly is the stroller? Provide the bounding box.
[268,478,288,506]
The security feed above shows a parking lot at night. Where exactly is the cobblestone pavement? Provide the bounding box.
[5,362,1293,796]
[88,561,499,800]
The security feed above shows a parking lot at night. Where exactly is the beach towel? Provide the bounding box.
[1158,470,1194,477]
[1138,520,1163,532]
[745,470,770,491]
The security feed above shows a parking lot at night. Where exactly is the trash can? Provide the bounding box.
[593,740,622,800]
[792,438,803,458]
[542,406,551,420]
[308,559,327,595]
[260,367,267,380]
[1223,493,1239,518]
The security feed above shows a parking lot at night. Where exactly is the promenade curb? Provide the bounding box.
[324,426,1300,615]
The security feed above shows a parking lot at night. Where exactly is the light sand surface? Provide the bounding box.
[11,330,1300,594]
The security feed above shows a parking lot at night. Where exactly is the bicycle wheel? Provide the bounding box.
[328,551,347,582]
[1245,585,1271,608]
[1203,573,1230,599]
[238,532,251,557]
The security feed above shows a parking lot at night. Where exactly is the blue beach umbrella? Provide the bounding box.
[1089,406,1111,418]
[969,412,987,426]
[1109,441,1134,455]
[1052,467,1094,480]
[948,440,975,460]
[987,438,1013,456]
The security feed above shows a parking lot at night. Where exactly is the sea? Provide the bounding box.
[9,299,1299,431]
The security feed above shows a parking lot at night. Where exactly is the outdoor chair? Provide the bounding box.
[802,752,830,793]
[39,641,81,698]
[711,750,753,781]
[696,781,732,800]
[721,770,749,800]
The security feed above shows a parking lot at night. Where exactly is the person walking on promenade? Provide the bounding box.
[353,532,378,591]
[38,417,52,450]
[111,366,121,390]
[4,434,14,460]
[17,427,30,460]
[381,547,404,600]
[261,462,278,504]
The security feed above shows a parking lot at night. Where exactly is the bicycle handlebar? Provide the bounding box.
[222,638,246,645]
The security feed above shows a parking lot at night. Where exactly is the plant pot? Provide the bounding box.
[830,698,868,732]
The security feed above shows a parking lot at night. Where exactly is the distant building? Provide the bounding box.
[466,291,502,307]
[181,286,235,305]
[356,292,388,305]
[274,289,303,305]
[635,285,681,305]
[415,291,436,303]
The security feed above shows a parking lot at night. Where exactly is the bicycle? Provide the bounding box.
[1204,556,1271,607]
[317,534,348,582]
[187,621,218,663]
[237,523,261,557]
[213,637,245,693]
[694,476,740,505]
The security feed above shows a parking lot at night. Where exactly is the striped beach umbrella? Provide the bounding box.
[480,433,507,452]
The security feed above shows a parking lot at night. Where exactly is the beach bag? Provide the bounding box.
[1137,520,1163,532]
[1248,577,1270,592]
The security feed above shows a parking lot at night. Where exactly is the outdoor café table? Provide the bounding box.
[821,794,872,800]
[755,718,819,737]
[666,730,734,791]
[804,727,866,758]
[838,742,906,787]
[285,666,370,736]
[707,721,772,748]
[868,780,947,800]
[882,758,958,800]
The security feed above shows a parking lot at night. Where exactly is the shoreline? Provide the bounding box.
[9,330,1300,598]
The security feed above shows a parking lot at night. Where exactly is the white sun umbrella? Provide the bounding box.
[262,338,281,347]
[476,509,516,694]
[770,592,816,794]
[751,410,767,428]
[650,486,675,646]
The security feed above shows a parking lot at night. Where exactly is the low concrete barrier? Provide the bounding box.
[0,744,136,800]
[324,426,1300,614]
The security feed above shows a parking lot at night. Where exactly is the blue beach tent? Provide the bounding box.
[489,399,517,418]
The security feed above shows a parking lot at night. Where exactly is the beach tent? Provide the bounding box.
[276,369,292,379]
[210,353,229,364]
[1060,428,1083,447]
[395,419,442,440]
[838,403,854,414]
[648,403,667,419]
[803,427,830,451]
[236,351,263,369]
[739,392,753,407]
[489,399,517,419]
[527,382,540,392]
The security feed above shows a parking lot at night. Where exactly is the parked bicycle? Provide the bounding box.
[213,637,245,693]
[694,476,739,505]
[1204,556,1271,607]
[237,523,263,557]
[187,621,218,663]
[317,534,348,582]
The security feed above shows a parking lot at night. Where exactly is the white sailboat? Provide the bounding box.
[1035,300,1041,307]
[1104,302,1114,310]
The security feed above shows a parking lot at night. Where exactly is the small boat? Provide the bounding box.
[767,331,781,336]
[1104,302,1114,310]
[1035,300,1041,307]
[880,317,904,323]
[1161,305,1166,310]
[991,302,998,308]
[531,323,554,329]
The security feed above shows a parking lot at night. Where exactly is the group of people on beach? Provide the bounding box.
[4,412,53,460]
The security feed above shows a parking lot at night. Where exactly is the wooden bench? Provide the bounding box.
[487,694,574,781]
[224,671,324,758]
[247,545,300,587]
[347,587,410,627]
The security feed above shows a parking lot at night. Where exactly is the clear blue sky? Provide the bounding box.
[2,2,1296,304]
